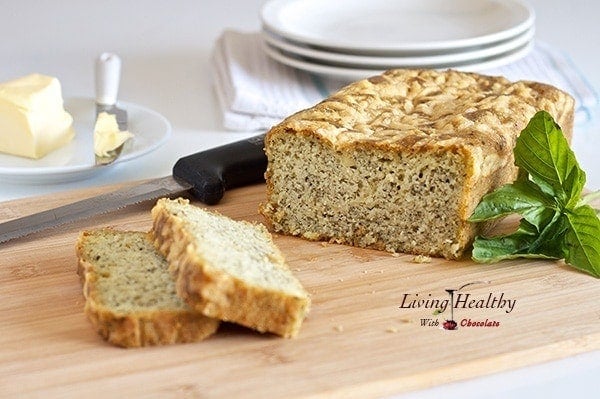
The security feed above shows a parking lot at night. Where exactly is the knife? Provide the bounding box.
[94,52,129,166]
[0,134,267,244]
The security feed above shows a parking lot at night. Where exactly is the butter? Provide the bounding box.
[93,112,133,157]
[0,73,75,159]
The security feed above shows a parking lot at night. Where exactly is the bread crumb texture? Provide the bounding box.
[261,69,574,259]
[151,198,310,338]
[411,255,432,264]
[76,229,219,348]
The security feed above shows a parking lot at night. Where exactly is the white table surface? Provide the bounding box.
[1,1,598,397]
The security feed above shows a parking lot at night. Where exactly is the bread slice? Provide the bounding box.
[151,198,310,338]
[260,69,575,259]
[76,229,220,348]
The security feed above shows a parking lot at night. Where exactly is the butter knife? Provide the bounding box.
[94,52,128,166]
[0,134,268,244]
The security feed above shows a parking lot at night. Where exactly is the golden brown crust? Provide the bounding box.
[261,69,575,259]
[76,230,220,348]
[151,198,310,339]
[270,69,573,151]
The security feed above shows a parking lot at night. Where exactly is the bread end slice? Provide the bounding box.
[151,198,310,338]
[76,229,220,348]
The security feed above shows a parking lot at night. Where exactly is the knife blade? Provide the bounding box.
[0,134,267,244]
[94,52,129,166]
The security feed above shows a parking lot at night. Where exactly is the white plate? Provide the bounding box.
[261,0,534,54]
[263,27,535,68]
[0,97,171,184]
[262,40,534,81]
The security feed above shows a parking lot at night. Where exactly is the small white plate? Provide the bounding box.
[262,40,534,81]
[263,27,535,68]
[261,0,534,54]
[0,97,171,184]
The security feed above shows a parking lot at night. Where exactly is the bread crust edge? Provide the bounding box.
[76,230,220,348]
[151,198,310,339]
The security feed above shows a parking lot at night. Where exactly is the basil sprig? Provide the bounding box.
[469,111,600,278]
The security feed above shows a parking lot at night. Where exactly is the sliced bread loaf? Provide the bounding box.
[151,198,310,338]
[260,69,575,259]
[76,229,220,348]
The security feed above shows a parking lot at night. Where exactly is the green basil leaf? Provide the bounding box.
[470,111,599,278]
[472,215,566,263]
[564,205,600,277]
[564,166,587,209]
[514,111,585,207]
[472,219,539,262]
[472,237,559,263]
[469,179,555,223]
[528,212,568,258]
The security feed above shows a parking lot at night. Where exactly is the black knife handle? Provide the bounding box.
[172,134,267,205]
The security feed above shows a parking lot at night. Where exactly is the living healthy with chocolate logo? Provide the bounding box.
[399,281,517,330]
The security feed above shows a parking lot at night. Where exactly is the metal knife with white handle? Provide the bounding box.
[0,134,267,244]
[94,52,129,165]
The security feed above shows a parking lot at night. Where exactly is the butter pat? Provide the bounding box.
[0,73,75,159]
[93,112,133,157]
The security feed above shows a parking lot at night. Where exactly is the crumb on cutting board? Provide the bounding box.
[411,255,432,263]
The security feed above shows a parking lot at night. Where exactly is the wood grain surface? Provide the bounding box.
[1,183,599,398]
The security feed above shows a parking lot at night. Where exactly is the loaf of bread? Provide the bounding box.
[76,229,220,348]
[151,198,310,338]
[260,69,575,259]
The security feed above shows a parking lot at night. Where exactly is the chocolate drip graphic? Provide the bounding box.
[443,281,490,330]
[443,289,458,330]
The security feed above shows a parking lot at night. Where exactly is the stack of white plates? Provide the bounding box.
[260,0,535,80]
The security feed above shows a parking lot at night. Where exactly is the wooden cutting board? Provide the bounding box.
[1,183,599,398]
